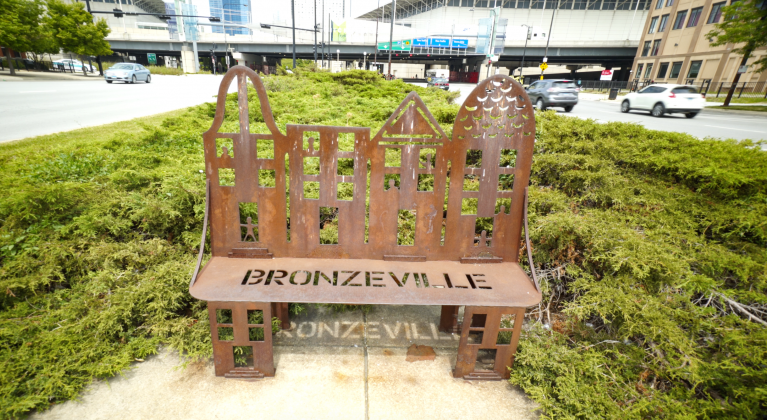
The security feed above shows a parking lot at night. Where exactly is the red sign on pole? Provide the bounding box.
[600,69,614,81]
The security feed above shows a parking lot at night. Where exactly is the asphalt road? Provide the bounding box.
[445,83,766,142]
[0,74,236,143]
[563,99,767,142]
[2,78,764,143]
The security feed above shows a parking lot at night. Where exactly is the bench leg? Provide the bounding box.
[439,305,460,334]
[271,302,291,330]
[453,306,525,380]
[208,301,275,378]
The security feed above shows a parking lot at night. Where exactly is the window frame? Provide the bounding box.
[651,39,662,55]
[665,0,673,6]
[707,1,726,23]
[669,61,683,78]
[648,16,659,33]
[687,60,703,79]
[635,63,644,79]
[656,62,669,78]
[642,41,651,56]
[656,0,663,8]
[672,10,688,29]
[658,14,670,31]
[644,63,655,79]
[687,7,703,27]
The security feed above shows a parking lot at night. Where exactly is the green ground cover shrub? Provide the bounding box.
[510,115,767,419]
[0,69,456,419]
[1,67,765,419]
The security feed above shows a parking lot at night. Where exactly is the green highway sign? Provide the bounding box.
[377,39,412,51]
[147,53,157,65]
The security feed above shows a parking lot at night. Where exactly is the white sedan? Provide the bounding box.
[620,84,706,118]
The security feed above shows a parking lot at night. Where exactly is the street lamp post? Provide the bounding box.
[540,0,559,80]
[519,24,531,82]
[363,52,367,69]
[291,0,296,69]
[387,0,396,79]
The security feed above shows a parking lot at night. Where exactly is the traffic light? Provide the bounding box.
[113,8,124,17]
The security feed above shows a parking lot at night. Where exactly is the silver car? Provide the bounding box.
[525,79,579,112]
[105,63,152,84]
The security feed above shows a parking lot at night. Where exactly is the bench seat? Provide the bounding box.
[191,257,541,307]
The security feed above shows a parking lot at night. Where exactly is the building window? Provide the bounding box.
[665,0,673,6]
[687,7,703,26]
[707,2,726,23]
[635,64,644,78]
[687,61,702,78]
[644,63,654,79]
[648,16,659,33]
[673,10,688,29]
[658,14,670,31]
[656,0,663,8]
[651,39,662,55]
[669,61,683,78]
[642,41,651,56]
[657,62,669,78]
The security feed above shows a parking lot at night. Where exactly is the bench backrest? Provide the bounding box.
[203,67,535,263]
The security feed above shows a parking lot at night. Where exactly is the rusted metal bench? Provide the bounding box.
[190,66,541,380]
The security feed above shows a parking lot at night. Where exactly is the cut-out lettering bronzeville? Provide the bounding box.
[241,270,491,290]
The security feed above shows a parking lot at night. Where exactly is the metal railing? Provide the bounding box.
[705,81,767,99]
[577,79,767,99]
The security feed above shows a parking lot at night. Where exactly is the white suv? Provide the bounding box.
[620,84,706,118]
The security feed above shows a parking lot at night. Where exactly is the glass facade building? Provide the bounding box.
[209,0,251,35]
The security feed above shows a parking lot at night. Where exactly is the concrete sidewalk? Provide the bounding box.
[28,305,538,420]
[0,69,103,82]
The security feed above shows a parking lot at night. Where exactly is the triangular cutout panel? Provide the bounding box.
[386,102,438,137]
[376,92,449,142]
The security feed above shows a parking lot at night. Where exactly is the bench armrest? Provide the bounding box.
[524,187,540,293]
[190,180,210,288]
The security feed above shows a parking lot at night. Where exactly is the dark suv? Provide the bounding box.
[525,79,579,112]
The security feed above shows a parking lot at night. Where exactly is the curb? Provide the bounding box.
[701,107,767,116]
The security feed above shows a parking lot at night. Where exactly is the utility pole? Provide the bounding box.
[291,0,297,69]
[541,0,559,80]
[519,24,531,81]
[486,7,499,79]
[314,0,317,64]
[83,0,104,76]
[321,0,325,69]
[328,13,331,66]
[387,0,396,79]
[374,0,380,72]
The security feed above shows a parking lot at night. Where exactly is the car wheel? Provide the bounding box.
[620,100,630,113]
[564,105,573,112]
[536,98,546,111]
[106,80,112,84]
[146,75,151,84]
[651,103,665,117]
[131,75,137,84]
[685,112,698,119]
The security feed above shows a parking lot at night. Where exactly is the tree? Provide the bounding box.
[706,0,767,106]
[46,0,111,75]
[0,0,49,76]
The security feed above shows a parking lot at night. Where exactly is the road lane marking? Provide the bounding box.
[19,91,56,93]
[704,125,765,133]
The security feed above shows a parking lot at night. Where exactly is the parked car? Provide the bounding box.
[427,76,450,90]
[104,63,152,84]
[620,84,705,118]
[525,79,578,112]
[52,59,94,73]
